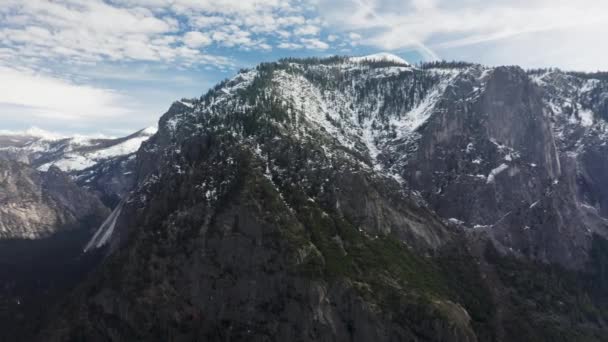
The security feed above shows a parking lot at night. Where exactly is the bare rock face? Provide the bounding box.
[0,160,109,239]
[395,66,606,268]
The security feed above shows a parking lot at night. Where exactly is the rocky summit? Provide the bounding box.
[3,56,608,341]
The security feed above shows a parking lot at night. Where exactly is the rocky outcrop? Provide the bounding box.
[395,66,608,268]
[0,160,109,239]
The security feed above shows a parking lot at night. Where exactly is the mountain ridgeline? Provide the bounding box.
[13,55,608,341]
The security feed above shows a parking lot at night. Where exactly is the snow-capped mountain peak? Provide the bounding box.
[349,52,410,66]
[140,125,158,135]
[34,126,157,172]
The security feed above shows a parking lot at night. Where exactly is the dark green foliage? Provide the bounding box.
[419,60,478,69]
[588,234,608,302]
[485,241,608,342]
[279,55,350,66]
[526,68,608,82]
[0,228,104,342]
[437,243,497,340]
[527,67,562,75]
[277,187,475,336]
[282,55,409,69]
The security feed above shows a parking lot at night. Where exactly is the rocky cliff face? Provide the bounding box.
[0,160,109,239]
[392,66,608,268]
[38,56,608,341]
[0,160,110,341]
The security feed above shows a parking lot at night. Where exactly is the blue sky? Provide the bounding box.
[1,0,607,136]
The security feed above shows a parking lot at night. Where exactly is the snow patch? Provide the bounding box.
[579,109,594,127]
[448,218,465,225]
[37,130,154,172]
[141,125,158,135]
[349,53,410,66]
[486,164,509,184]
[178,100,194,108]
[391,72,459,137]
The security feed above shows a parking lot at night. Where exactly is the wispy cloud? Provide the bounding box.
[0,65,132,120]
[0,0,334,134]
[316,0,608,68]
[0,0,334,69]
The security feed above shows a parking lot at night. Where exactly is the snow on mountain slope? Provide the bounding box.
[37,127,157,172]
[268,60,462,175]
[84,56,460,254]
[0,126,158,207]
[0,126,157,172]
[350,52,410,66]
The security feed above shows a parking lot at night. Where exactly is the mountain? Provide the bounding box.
[0,128,156,341]
[0,126,157,206]
[0,160,109,239]
[36,56,608,341]
[0,159,110,341]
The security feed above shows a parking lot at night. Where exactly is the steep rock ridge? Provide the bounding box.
[40,57,608,341]
[392,66,597,267]
[532,70,608,217]
[0,159,109,239]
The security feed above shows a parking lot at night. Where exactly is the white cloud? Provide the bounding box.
[0,0,330,70]
[212,26,255,48]
[315,0,608,68]
[278,42,302,50]
[276,30,292,39]
[0,0,234,67]
[348,32,362,40]
[300,38,329,50]
[0,65,131,120]
[276,16,307,26]
[295,24,320,36]
[190,15,226,28]
[258,43,273,50]
[183,31,212,48]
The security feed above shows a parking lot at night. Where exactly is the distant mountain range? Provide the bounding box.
[0,126,156,207]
